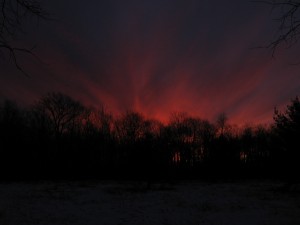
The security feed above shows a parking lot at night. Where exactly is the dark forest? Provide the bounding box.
[1,92,299,181]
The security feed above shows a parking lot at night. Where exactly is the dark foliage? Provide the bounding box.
[273,96,300,179]
[0,92,298,180]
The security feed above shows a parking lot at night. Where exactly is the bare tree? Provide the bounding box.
[0,0,48,75]
[35,92,84,139]
[216,112,228,137]
[114,111,147,144]
[255,0,300,56]
[83,106,113,139]
[167,113,217,167]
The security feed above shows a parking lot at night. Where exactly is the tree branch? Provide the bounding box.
[0,0,48,76]
[254,0,300,56]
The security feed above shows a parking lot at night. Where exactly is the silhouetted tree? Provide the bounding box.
[141,118,166,183]
[166,112,217,176]
[0,100,28,177]
[253,125,272,163]
[167,112,192,168]
[239,124,272,176]
[273,96,300,179]
[216,112,228,137]
[255,0,300,56]
[35,92,84,139]
[80,106,114,176]
[0,0,48,75]
[29,93,85,177]
[2,92,296,180]
[209,113,240,176]
[0,100,24,140]
[113,111,148,175]
[196,119,216,165]
[114,111,147,144]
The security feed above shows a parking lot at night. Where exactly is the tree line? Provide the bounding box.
[0,92,299,181]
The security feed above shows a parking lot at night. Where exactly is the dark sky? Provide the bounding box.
[1,0,300,125]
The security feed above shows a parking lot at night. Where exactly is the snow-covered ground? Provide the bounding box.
[0,180,299,225]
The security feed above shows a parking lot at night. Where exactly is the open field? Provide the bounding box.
[0,180,299,225]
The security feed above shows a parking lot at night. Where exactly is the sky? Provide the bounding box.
[1,0,300,126]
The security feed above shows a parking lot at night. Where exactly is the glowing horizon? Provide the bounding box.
[1,0,300,127]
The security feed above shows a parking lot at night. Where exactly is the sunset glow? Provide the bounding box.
[1,0,300,126]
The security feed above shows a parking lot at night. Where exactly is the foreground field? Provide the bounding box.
[0,180,299,225]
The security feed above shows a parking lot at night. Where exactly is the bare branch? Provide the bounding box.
[0,43,33,76]
[0,0,48,76]
[252,1,299,7]
[254,0,300,55]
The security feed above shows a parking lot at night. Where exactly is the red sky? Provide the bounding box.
[1,0,300,126]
